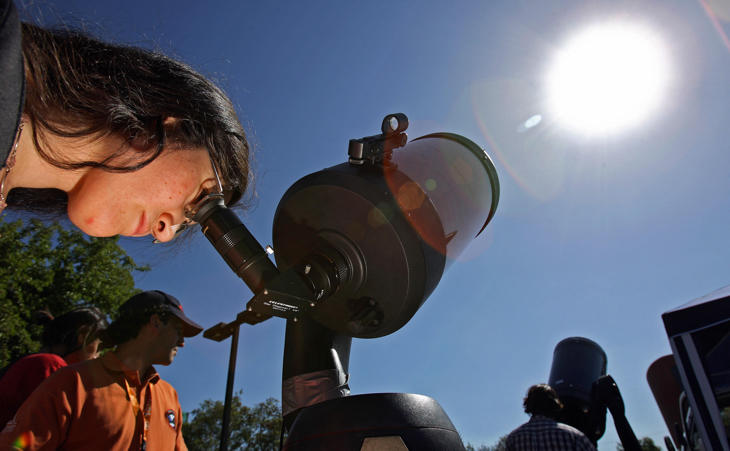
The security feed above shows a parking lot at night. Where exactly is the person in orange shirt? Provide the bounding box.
[0,290,203,450]
[0,307,108,429]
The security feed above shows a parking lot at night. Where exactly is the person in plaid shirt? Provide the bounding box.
[505,384,596,451]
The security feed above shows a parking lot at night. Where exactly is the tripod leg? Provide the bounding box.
[220,325,240,451]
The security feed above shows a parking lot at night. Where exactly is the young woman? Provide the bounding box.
[0,0,251,242]
[0,307,108,427]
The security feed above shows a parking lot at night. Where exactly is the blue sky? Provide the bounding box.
[22,0,730,448]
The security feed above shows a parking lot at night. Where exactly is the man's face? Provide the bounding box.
[151,315,185,366]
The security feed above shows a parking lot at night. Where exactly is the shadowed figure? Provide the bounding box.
[505,384,596,451]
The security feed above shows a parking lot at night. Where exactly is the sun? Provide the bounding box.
[546,21,671,136]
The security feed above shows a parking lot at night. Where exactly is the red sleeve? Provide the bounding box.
[0,354,67,428]
[0,365,77,450]
[15,355,67,399]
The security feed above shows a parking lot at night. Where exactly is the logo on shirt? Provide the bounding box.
[165,409,176,429]
[3,417,16,433]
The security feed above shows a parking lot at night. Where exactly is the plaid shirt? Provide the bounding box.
[505,415,596,451]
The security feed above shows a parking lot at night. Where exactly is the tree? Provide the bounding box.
[184,393,282,451]
[0,218,148,367]
[466,434,507,451]
[617,436,661,451]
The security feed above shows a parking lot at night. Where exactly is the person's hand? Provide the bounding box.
[593,374,625,416]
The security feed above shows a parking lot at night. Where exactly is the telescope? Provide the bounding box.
[197,113,499,450]
[549,337,608,443]
[548,337,642,451]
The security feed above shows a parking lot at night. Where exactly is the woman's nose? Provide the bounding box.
[151,212,177,243]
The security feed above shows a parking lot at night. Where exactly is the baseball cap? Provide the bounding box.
[118,290,203,337]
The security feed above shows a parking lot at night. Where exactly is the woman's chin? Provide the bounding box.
[68,213,120,238]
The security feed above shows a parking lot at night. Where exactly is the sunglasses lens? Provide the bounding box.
[154,154,224,244]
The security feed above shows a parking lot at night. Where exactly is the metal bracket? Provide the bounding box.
[348,113,409,167]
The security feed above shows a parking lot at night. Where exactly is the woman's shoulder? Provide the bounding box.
[0,353,67,390]
[13,353,67,371]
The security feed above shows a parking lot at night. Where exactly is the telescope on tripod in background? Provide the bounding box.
[198,113,500,450]
[549,337,642,451]
[549,337,608,443]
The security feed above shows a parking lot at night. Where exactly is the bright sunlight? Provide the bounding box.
[546,21,671,136]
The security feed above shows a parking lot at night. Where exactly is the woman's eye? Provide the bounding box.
[192,189,209,204]
[191,183,216,205]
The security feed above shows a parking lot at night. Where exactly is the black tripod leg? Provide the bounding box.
[219,324,240,451]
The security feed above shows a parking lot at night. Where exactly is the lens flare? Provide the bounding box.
[470,79,567,203]
[517,114,542,133]
[12,431,32,449]
[699,0,730,51]
[705,0,730,22]
[383,135,497,261]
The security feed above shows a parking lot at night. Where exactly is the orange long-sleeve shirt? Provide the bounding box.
[0,352,187,450]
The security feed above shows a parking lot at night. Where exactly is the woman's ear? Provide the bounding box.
[76,325,91,346]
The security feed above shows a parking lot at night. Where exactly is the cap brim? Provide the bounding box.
[169,308,204,337]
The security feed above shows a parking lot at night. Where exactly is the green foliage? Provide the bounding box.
[466,444,491,451]
[184,393,282,451]
[0,219,148,367]
[467,434,507,451]
[617,437,661,451]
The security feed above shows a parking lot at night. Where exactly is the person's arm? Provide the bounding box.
[593,375,641,451]
[0,367,75,450]
[0,354,67,429]
[16,355,67,404]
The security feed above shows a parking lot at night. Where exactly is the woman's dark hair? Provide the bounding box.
[523,383,564,417]
[33,306,108,357]
[9,23,251,216]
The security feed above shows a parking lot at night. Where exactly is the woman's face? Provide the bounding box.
[80,338,102,361]
[67,146,218,243]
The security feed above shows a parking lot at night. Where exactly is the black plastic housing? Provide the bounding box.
[282,393,465,451]
[272,162,447,338]
[548,336,608,442]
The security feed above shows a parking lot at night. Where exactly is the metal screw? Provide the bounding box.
[263,289,268,295]
[293,317,298,322]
